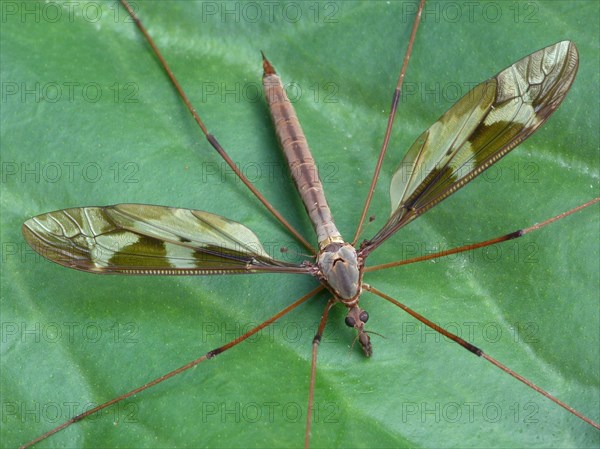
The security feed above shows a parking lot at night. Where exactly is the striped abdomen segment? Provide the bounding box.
[262,55,342,249]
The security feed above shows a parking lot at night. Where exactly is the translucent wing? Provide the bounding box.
[22,204,306,275]
[361,40,578,255]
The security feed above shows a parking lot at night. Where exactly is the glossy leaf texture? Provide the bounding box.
[2,1,598,448]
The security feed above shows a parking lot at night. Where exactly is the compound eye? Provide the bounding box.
[359,310,369,323]
[345,316,356,327]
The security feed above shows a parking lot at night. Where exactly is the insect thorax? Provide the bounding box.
[316,242,362,302]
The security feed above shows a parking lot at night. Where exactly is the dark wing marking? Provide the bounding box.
[361,41,578,255]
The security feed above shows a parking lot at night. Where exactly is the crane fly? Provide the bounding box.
[7,0,596,446]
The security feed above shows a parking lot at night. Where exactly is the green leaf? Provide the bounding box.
[2,1,598,448]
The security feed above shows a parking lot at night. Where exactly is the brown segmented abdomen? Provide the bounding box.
[262,56,343,250]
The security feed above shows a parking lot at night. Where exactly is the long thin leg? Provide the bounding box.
[365,197,599,272]
[364,284,600,430]
[119,0,315,254]
[305,298,336,449]
[19,285,324,449]
[352,0,426,245]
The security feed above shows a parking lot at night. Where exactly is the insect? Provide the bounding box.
[7,0,596,444]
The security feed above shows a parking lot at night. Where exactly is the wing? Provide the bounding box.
[22,204,307,275]
[360,40,578,255]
